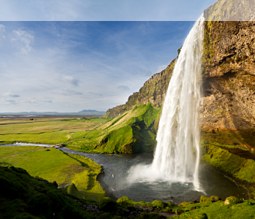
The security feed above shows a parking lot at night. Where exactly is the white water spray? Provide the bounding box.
[127,16,204,191]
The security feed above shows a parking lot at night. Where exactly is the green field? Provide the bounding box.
[0,146,105,200]
[0,104,159,154]
[0,117,108,145]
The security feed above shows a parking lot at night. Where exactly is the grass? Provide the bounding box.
[0,166,94,219]
[0,105,159,154]
[66,104,160,154]
[116,195,255,219]
[0,146,105,201]
[0,165,174,218]
[2,165,255,219]
[173,199,255,219]
[0,117,108,144]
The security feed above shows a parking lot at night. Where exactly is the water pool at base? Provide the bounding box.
[61,148,247,203]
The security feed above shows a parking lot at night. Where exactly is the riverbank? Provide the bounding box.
[0,143,248,203]
[0,145,105,201]
[1,164,255,219]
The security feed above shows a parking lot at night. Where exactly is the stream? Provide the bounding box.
[0,143,248,203]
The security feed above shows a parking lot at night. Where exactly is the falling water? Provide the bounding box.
[151,15,204,190]
[127,16,204,191]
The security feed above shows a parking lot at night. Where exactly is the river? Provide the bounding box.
[60,148,247,203]
[0,143,247,203]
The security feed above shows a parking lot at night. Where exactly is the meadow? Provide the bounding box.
[0,116,109,145]
[0,145,105,201]
[0,104,159,154]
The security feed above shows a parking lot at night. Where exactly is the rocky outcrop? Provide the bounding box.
[107,20,255,147]
[103,0,255,193]
[106,60,175,118]
[200,20,255,191]
[201,21,255,147]
[204,0,255,21]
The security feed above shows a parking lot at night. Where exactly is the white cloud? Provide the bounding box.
[11,29,34,54]
[62,75,79,87]
[0,24,6,39]
[3,93,20,98]
[0,0,216,21]
[0,21,190,112]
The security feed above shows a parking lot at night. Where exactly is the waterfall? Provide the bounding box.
[127,15,204,191]
[151,15,204,190]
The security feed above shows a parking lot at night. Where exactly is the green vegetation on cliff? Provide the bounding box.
[68,104,160,153]
[173,198,255,219]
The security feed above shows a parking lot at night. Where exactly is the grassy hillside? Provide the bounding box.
[0,104,160,154]
[2,165,255,219]
[0,146,105,201]
[0,166,96,219]
[68,104,160,153]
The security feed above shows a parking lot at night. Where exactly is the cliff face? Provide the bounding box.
[107,21,255,147]
[101,0,255,193]
[201,21,255,145]
[106,60,175,117]
[105,13,255,189]
[201,21,255,190]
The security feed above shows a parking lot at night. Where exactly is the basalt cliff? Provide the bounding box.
[107,20,255,146]
[106,1,255,192]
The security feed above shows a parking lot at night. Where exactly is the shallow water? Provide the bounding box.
[60,148,247,203]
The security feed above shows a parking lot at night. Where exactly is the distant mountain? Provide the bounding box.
[0,110,105,117]
[77,109,105,116]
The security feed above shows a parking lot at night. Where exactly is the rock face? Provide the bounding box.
[204,0,255,21]
[105,7,255,189]
[202,21,255,145]
[103,0,255,193]
[200,20,255,191]
[106,60,175,118]
[107,21,255,148]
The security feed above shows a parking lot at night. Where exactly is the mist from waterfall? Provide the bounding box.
[127,16,204,191]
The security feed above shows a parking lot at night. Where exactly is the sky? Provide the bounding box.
[0,0,216,21]
[0,1,216,113]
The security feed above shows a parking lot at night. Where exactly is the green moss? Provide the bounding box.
[116,196,175,214]
[201,130,252,151]
[224,196,240,206]
[174,199,255,219]
[98,125,134,154]
[200,195,219,204]
[151,200,165,209]
[203,21,214,63]
[203,144,255,184]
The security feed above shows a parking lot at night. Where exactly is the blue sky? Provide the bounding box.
[0,1,216,112]
[0,0,216,21]
[0,21,195,112]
